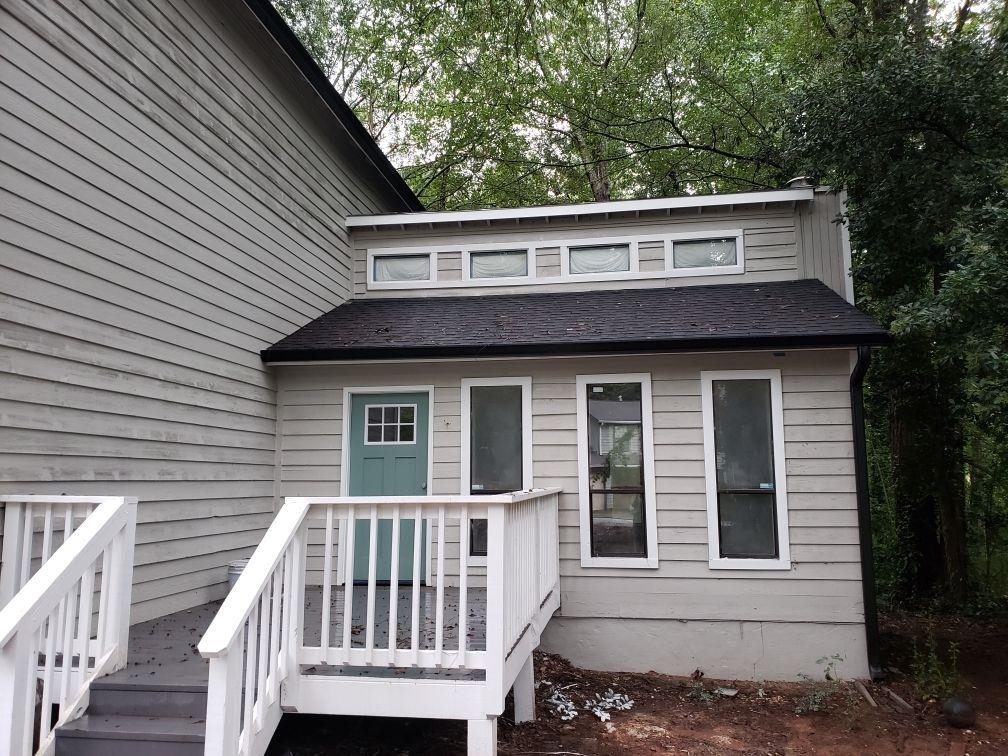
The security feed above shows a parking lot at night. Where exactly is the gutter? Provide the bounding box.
[850,344,884,680]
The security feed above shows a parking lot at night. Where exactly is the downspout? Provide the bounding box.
[850,345,884,680]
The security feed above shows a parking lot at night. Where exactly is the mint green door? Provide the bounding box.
[348,392,429,584]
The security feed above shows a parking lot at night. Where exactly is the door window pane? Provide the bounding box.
[711,379,779,559]
[673,238,737,268]
[469,384,525,557]
[585,382,646,557]
[373,254,431,282]
[470,250,528,279]
[364,404,417,445]
[569,244,630,274]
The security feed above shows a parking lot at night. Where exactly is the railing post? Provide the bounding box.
[105,498,137,669]
[204,649,243,756]
[0,631,32,756]
[0,502,25,606]
[281,521,306,709]
[483,501,506,715]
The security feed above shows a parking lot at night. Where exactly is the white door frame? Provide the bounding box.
[337,385,435,585]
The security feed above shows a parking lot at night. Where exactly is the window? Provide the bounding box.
[364,404,416,444]
[576,374,658,568]
[469,249,528,279]
[672,237,738,269]
[700,370,791,570]
[461,378,532,560]
[568,243,630,275]
[372,254,431,282]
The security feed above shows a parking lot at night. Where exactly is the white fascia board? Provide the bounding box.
[345,188,816,229]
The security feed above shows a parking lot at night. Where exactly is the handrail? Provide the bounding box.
[0,495,137,756]
[0,498,134,647]
[198,498,310,658]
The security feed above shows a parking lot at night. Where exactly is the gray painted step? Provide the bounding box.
[55,714,204,756]
[86,680,208,718]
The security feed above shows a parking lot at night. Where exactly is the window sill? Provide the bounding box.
[468,555,487,567]
[708,557,792,571]
[580,555,659,569]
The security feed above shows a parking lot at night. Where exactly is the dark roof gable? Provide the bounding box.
[262,279,888,362]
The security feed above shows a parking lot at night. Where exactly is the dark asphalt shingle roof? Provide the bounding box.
[262,279,888,362]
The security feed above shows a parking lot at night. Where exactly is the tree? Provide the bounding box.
[786,10,1008,601]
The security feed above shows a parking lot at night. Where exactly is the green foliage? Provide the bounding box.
[910,626,961,700]
[795,654,851,715]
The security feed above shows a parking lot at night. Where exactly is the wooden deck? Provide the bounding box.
[105,586,490,689]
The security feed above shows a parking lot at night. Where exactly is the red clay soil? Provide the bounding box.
[266,613,1008,755]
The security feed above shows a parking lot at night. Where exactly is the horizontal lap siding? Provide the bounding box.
[0,0,403,622]
[276,349,863,625]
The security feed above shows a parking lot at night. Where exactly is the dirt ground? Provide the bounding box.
[266,612,1008,755]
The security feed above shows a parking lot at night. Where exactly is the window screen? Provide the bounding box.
[711,379,778,558]
[469,385,524,556]
[672,238,737,268]
[585,382,646,557]
[373,254,431,282]
[470,250,528,279]
[568,244,630,275]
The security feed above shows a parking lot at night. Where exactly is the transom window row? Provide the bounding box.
[368,232,743,285]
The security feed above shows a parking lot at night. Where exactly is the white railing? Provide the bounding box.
[199,488,561,756]
[0,496,137,756]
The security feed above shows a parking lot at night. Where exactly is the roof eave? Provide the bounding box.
[343,188,814,230]
[261,331,890,364]
[241,0,423,212]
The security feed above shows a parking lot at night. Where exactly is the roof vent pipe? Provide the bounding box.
[785,176,814,189]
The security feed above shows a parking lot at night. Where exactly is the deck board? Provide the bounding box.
[104,586,488,689]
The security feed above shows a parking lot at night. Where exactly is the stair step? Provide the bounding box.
[55,714,205,756]
[87,679,208,718]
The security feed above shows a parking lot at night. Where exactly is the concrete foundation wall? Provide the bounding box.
[541,616,870,681]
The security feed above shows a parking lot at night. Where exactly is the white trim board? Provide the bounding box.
[575,372,659,569]
[699,369,792,571]
[337,385,436,585]
[345,188,815,228]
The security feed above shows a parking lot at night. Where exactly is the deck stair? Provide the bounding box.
[55,680,207,756]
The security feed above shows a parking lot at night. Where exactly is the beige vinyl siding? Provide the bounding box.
[276,349,863,626]
[0,0,406,622]
[797,189,849,297]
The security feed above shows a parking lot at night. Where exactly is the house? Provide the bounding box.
[0,0,888,755]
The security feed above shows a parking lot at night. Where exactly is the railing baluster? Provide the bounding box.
[278,548,293,680]
[75,561,96,692]
[319,505,334,661]
[410,503,422,665]
[19,503,32,592]
[58,577,79,709]
[242,605,259,752]
[434,504,446,666]
[341,505,356,655]
[458,505,469,665]
[255,593,269,728]
[96,548,111,659]
[365,505,379,663]
[39,605,59,741]
[387,505,401,663]
[267,568,282,703]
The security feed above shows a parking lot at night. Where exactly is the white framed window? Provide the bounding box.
[467,249,529,280]
[576,373,658,569]
[700,370,791,570]
[363,404,417,445]
[666,230,744,276]
[367,248,435,288]
[568,243,631,275]
[461,377,533,564]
